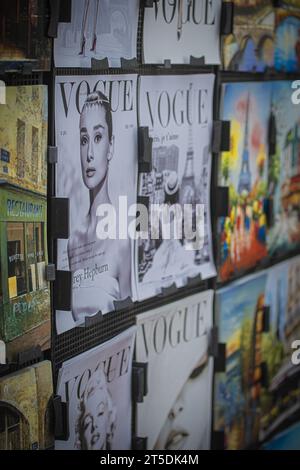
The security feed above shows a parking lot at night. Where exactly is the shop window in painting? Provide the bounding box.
[26,223,37,292]
[0,403,30,450]
[7,223,26,298]
[31,126,39,183]
[16,118,25,179]
[35,222,46,290]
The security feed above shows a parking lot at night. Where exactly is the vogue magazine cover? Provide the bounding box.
[218,82,271,282]
[55,75,138,333]
[55,327,136,450]
[135,290,214,450]
[136,74,216,301]
[54,0,139,68]
[214,256,300,449]
[0,0,51,70]
[0,360,54,450]
[268,80,300,256]
[143,0,221,64]
[222,0,274,72]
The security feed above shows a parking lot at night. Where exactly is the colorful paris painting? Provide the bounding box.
[214,256,300,450]
[222,0,274,72]
[275,6,300,72]
[218,82,271,282]
[267,80,300,256]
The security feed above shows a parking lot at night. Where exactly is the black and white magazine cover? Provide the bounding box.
[143,0,221,64]
[54,0,139,68]
[55,75,138,334]
[135,290,214,450]
[56,326,136,450]
[136,74,216,301]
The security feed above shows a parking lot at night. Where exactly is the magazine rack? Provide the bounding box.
[3,0,297,451]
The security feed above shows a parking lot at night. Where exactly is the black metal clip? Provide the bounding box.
[132,436,148,450]
[113,297,134,312]
[137,195,150,211]
[268,110,277,156]
[50,197,70,240]
[217,187,229,218]
[190,56,205,66]
[133,362,148,403]
[263,305,270,333]
[48,0,61,38]
[264,197,274,228]
[185,274,203,288]
[136,196,150,233]
[0,340,5,365]
[260,361,269,388]
[211,430,225,450]
[144,0,159,7]
[45,264,56,282]
[91,58,110,70]
[212,121,231,154]
[120,57,139,69]
[53,270,72,311]
[60,0,72,22]
[220,2,234,35]
[53,395,69,441]
[48,146,58,164]
[159,282,178,297]
[138,127,153,173]
[208,326,219,358]
[214,343,226,373]
[22,62,36,75]
[85,311,103,328]
[48,0,72,38]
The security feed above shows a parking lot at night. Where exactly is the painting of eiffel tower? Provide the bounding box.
[238,93,252,195]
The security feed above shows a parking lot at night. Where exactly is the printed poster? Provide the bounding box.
[56,327,136,450]
[0,360,54,450]
[215,256,300,449]
[0,85,50,353]
[275,7,300,72]
[54,0,139,68]
[143,0,221,64]
[218,81,271,282]
[136,74,216,301]
[222,0,275,72]
[55,74,138,334]
[136,290,214,450]
[268,80,300,255]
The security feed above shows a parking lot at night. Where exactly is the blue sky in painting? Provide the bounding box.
[217,272,267,343]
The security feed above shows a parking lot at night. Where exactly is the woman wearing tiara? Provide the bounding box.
[67,91,131,323]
